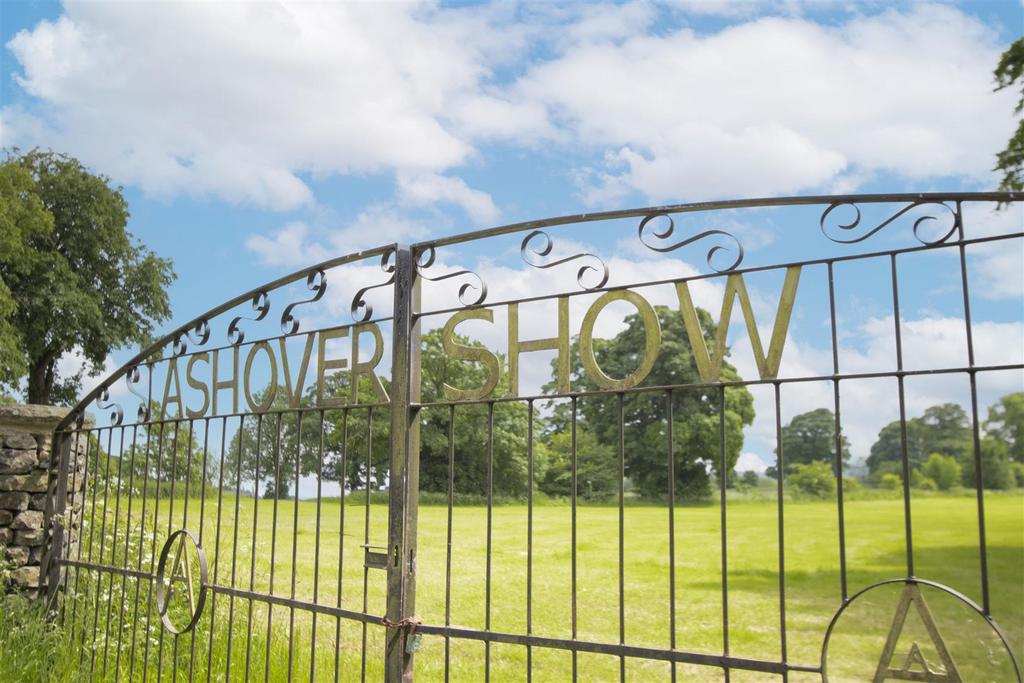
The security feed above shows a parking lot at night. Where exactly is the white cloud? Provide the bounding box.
[960,203,1024,301]
[3,3,1016,213]
[736,451,768,474]
[515,4,1017,204]
[3,2,522,210]
[397,172,500,224]
[244,221,329,269]
[246,206,433,271]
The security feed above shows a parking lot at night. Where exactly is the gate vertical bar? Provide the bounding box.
[386,244,422,681]
[43,425,74,608]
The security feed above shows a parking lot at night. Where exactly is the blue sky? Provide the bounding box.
[2,1,1022,478]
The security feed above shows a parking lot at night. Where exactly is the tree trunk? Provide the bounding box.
[26,355,54,404]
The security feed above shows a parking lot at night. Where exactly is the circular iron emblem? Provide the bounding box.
[155,529,208,635]
[821,578,1021,683]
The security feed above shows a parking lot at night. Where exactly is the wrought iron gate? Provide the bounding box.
[41,193,1022,681]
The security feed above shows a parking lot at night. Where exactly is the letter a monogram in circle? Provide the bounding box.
[872,583,962,682]
[155,529,208,635]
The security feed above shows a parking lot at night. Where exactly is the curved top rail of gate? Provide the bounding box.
[56,190,1020,433]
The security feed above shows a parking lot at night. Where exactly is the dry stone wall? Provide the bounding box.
[0,404,91,598]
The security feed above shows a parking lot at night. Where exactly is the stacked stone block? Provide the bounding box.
[0,404,90,598]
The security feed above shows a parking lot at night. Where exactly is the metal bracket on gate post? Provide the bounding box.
[364,544,390,570]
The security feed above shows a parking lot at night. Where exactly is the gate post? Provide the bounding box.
[385,245,422,681]
[42,425,73,608]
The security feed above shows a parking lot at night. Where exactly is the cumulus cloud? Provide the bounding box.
[736,452,768,474]
[397,172,501,224]
[3,2,1017,213]
[244,222,329,269]
[246,206,434,272]
[3,2,520,209]
[516,4,1017,204]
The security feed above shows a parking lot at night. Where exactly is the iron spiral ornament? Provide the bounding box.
[281,269,327,335]
[172,318,211,356]
[638,213,744,272]
[351,249,397,322]
[415,245,487,307]
[97,387,124,427]
[125,364,151,423]
[520,230,609,291]
[227,290,270,345]
[819,201,960,245]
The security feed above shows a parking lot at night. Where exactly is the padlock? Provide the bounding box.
[405,632,423,654]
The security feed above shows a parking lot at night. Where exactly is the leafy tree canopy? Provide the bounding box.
[0,160,53,387]
[994,37,1024,192]
[221,329,541,499]
[985,392,1024,463]
[921,452,962,491]
[0,149,174,404]
[786,461,836,498]
[867,403,970,476]
[866,397,1021,490]
[544,305,755,501]
[419,329,541,498]
[766,407,850,478]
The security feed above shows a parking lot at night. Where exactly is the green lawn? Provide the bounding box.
[63,492,1023,681]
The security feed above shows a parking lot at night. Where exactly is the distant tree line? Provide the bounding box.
[769,394,1024,498]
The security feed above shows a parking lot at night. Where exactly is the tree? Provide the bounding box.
[0,149,174,404]
[985,392,1024,463]
[546,305,755,501]
[921,452,962,491]
[122,404,208,498]
[767,408,849,478]
[994,38,1024,192]
[739,470,759,488]
[223,387,322,498]
[878,472,902,491]
[0,160,53,388]
[866,404,970,479]
[418,330,538,498]
[1010,462,1024,488]
[963,437,1014,490]
[539,427,617,501]
[866,419,927,480]
[786,461,836,498]
[910,469,937,491]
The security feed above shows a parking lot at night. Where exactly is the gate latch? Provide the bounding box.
[382,615,423,654]
[363,544,389,570]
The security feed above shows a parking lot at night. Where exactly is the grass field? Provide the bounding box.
[50,491,1024,681]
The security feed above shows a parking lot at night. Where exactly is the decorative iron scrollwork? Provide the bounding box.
[97,387,124,427]
[819,201,960,246]
[520,230,609,291]
[172,319,210,356]
[415,245,487,307]
[351,249,397,322]
[227,290,270,345]
[281,269,327,335]
[125,364,151,423]
[638,213,744,272]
